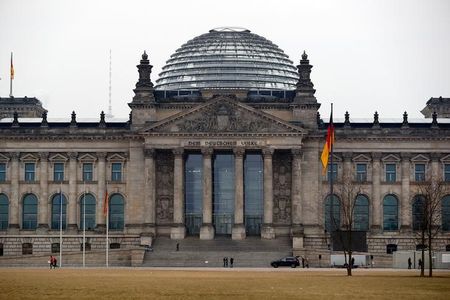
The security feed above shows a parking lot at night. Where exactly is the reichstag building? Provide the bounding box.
[0,27,449,264]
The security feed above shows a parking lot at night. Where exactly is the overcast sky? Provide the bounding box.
[0,0,449,120]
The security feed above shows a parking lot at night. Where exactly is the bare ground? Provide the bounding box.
[0,268,449,300]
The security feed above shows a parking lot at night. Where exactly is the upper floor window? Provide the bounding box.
[111,163,122,182]
[385,164,396,182]
[83,163,93,182]
[444,164,450,182]
[0,163,6,182]
[53,163,64,182]
[24,163,35,182]
[327,163,338,181]
[356,164,367,182]
[415,164,425,182]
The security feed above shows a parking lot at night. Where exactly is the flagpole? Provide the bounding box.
[59,183,63,268]
[330,103,334,232]
[9,52,13,97]
[106,182,109,268]
[83,182,86,268]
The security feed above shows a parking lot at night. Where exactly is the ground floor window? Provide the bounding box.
[80,242,91,251]
[110,243,120,249]
[51,243,60,253]
[22,243,33,255]
[386,244,397,254]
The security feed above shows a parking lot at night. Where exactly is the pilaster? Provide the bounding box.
[38,152,49,231]
[143,149,156,233]
[371,152,381,231]
[400,152,412,232]
[200,147,214,240]
[232,147,245,240]
[96,152,107,229]
[67,152,78,232]
[262,148,275,239]
[171,148,186,239]
[9,152,20,231]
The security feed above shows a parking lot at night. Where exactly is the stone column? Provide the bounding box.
[343,152,353,182]
[371,152,382,231]
[143,149,156,233]
[38,152,49,231]
[232,147,245,240]
[291,148,304,248]
[96,152,107,230]
[171,148,186,239]
[400,152,411,231]
[261,148,275,239]
[68,152,78,231]
[200,147,214,240]
[9,152,20,231]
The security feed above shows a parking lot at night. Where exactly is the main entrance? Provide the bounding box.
[213,153,235,235]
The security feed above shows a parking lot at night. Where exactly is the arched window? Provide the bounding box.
[51,194,67,230]
[109,194,124,230]
[353,195,369,231]
[325,194,340,232]
[442,195,450,231]
[80,193,96,230]
[0,194,9,230]
[412,195,425,231]
[22,194,38,229]
[383,195,398,231]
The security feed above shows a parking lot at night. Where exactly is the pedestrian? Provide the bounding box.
[230,257,234,268]
[48,256,53,269]
[305,257,309,268]
[176,242,179,251]
[53,256,57,268]
[351,257,355,268]
[301,257,305,268]
[223,257,226,268]
[418,258,422,269]
[225,257,228,267]
[408,257,412,269]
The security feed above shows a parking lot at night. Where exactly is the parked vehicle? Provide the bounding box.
[271,256,300,268]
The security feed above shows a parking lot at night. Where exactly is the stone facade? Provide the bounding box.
[0,51,449,264]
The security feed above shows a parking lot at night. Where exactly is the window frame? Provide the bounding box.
[0,163,6,182]
[111,162,122,182]
[0,194,9,230]
[356,163,367,182]
[414,163,426,182]
[383,194,399,231]
[82,163,93,182]
[53,162,65,182]
[24,162,36,182]
[444,164,450,182]
[327,163,338,182]
[385,164,397,182]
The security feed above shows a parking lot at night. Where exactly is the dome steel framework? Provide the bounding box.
[155,27,299,91]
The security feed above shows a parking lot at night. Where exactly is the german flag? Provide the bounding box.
[320,109,334,174]
[10,52,14,80]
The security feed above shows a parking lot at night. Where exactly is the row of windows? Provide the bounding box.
[327,163,450,182]
[0,193,124,230]
[324,194,450,232]
[0,162,123,182]
[0,242,122,256]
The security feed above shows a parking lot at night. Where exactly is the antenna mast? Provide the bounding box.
[106,49,114,118]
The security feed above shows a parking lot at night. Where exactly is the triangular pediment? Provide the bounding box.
[352,154,371,162]
[411,154,429,162]
[0,153,10,162]
[49,154,68,162]
[78,153,97,162]
[20,153,39,162]
[141,97,304,136]
[107,153,127,162]
[382,154,400,162]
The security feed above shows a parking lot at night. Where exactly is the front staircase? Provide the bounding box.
[143,236,292,268]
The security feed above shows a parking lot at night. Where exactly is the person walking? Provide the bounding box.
[176,242,179,251]
[408,257,412,269]
[230,257,234,268]
[225,257,228,267]
[52,256,57,268]
[49,256,53,269]
[223,257,226,268]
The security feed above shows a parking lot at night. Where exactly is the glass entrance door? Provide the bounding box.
[213,153,235,235]
[185,153,203,235]
[244,153,263,235]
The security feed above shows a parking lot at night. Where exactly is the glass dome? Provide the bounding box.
[155,27,299,91]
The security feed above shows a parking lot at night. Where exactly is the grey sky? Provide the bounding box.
[0,0,449,120]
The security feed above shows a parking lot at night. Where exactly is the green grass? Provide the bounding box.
[0,269,449,299]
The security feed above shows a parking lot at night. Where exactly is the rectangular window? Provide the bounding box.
[327,163,338,181]
[385,164,396,182]
[111,163,122,182]
[445,164,450,182]
[53,163,64,182]
[82,163,93,182]
[415,164,425,182]
[0,163,6,182]
[356,164,367,182]
[24,163,35,182]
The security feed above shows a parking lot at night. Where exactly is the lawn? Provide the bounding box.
[0,268,449,300]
